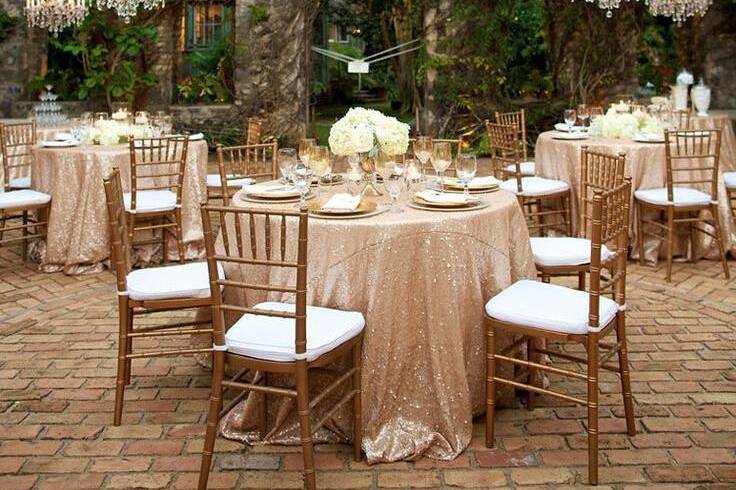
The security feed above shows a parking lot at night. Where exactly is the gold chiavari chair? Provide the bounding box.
[127,135,189,263]
[485,121,572,236]
[724,172,736,224]
[635,129,729,281]
[197,203,365,490]
[246,117,263,145]
[207,142,278,203]
[495,109,535,176]
[485,178,635,486]
[103,169,216,426]
[531,147,626,290]
[1,121,36,190]
[671,110,691,130]
[0,121,50,260]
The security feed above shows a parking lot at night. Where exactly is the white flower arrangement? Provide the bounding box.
[86,119,153,145]
[328,107,410,156]
[590,109,663,140]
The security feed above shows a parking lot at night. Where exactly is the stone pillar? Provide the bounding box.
[0,0,40,117]
[233,0,319,144]
[421,0,451,136]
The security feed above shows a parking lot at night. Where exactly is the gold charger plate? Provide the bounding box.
[408,199,489,213]
[309,206,387,220]
[245,185,301,199]
[240,192,315,204]
[442,183,500,194]
[308,197,377,216]
[413,195,478,208]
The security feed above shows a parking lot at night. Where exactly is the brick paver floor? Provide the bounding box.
[1,243,735,489]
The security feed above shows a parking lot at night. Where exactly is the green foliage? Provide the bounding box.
[249,4,269,23]
[177,30,234,104]
[0,7,17,43]
[637,18,678,93]
[30,10,159,106]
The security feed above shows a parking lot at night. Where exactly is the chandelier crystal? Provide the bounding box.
[580,0,713,22]
[96,0,165,24]
[25,0,88,33]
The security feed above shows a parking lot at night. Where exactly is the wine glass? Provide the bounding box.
[382,162,404,213]
[577,104,590,128]
[564,109,577,130]
[414,136,432,187]
[94,112,108,124]
[431,141,452,191]
[292,161,313,208]
[298,138,315,165]
[310,146,331,197]
[161,115,173,135]
[456,153,478,197]
[405,156,422,192]
[277,148,297,184]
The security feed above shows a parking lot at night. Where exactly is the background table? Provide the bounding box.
[30,140,208,274]
[534,128,736,262]
[214,186,535,463]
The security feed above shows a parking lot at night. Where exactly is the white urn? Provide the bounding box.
[692,82,711,117]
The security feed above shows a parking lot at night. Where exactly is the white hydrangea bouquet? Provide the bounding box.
[86,119,153,146]
[328,107,410,157]
[590,108,663,140]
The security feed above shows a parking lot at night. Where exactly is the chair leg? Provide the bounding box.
[113,302,130,426]
[615,313,636,436]
[198,350,225,490]
[565,191,573,236]
[295,360,316,490]
[0,209,5,245]
[665,206,674,282]
[352,340,363,462]
[636,201,646,266]
[587,333,600,485]
[124,311,133,386]
[175,209,185,263]
[526,336,535,410]
[258,372,268,439]
[577,272,586,291]
[21,210,28,261]
[709,203,730,280]
[162,217,169,264]
[485,319,496,448]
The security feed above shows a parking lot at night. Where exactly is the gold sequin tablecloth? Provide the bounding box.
[216,187,536,463]
[30,140,209,274]
[534,128,736,262]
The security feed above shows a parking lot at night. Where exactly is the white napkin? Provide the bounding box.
[54,132,75,141]
[468,176,500,188]
[416,190,478,204]
[246,183,296,194]
[189,132,205,140]
[554,123,587,132]
[321,193,361,212]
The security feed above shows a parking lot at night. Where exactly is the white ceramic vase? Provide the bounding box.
[692,85,711,117]
[672,84,689,111]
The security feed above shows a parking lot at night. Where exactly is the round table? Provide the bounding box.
[215,184,535,463]
[30,140,209,274]
[534,128,736,262]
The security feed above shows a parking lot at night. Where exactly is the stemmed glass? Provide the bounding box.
[405,156,422,193]
[292,161,313,208]
[298,138,315,166]
[577,104,590,128]
[160,115,173,135]
[414,136,432,187]
[94,112,109,124]
[431,141,452,192]
[456,153,478,197]
[310,146,331,197]
[277,148,297,184]
[378,154,404,213]
[564,109,577,130]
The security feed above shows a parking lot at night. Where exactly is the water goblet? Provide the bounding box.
[414,136,432,187]
[577,104,590,128]
[311,146,331,197]
[292,161,313,208]
[277,148,297,184]
[564,109,577,130]
[431,141,452,192]
[456,153,478,197]
[298,138,315,165]
[382,163,404,213]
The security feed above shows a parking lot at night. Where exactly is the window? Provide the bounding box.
[181,2,232,76]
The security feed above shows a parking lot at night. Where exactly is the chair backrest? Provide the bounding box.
[1,121,36,192]
[246,117,262,145]
[216,142,278,191]
[103,169,131,294]
[588,178,631,330]
[485,121,522,191]
[495,109,527,160]
[128,135,189,212]
[579,146,626,238]
[671,110,691,130]
[201,203,308,356]
[664,128,721,202]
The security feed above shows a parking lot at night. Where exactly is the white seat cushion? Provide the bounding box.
[485,280,618,335]
[724,172,736,189]
[0,189,50,209]
[499,176,569,197]
[225,302,365,362]
[206,173,255,188]
[633,187,712,207]
[126,261,223,301]
[123,190,177,213]
[9,176,31,189]
[504,161,536,176]
[530,237,614,267]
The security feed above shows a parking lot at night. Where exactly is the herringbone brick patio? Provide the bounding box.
[1,243,734,489]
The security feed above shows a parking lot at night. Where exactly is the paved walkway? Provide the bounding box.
[1,244,734,489]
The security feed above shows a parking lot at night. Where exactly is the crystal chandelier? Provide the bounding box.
[96,0,165,24]
[25,0,88,34]
[580,0,713,22]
